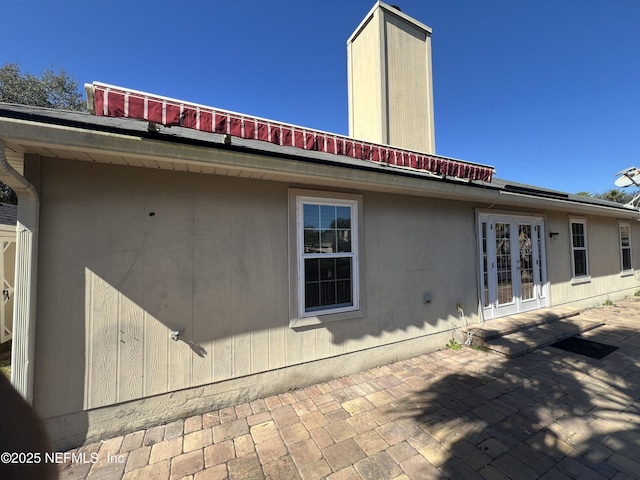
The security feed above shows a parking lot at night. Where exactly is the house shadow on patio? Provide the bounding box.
[385,322,640,479]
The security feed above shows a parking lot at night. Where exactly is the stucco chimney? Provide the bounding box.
[347,1,435,154]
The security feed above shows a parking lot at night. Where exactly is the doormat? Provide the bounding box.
[551,337,618,359]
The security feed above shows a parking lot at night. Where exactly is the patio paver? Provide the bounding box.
[58,298,640,479]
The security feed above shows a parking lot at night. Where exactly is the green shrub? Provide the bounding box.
[446,338,462,351]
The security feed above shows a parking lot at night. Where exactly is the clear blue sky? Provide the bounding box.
[2,0,639,194]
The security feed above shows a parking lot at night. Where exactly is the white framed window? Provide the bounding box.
[289,189,364,328]
[569,218,589,282]
[619,222,633,274]
[298,196,357,315]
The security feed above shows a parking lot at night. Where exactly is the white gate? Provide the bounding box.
[0,235,15,344]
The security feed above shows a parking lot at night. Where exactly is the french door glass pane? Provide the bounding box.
[519,225,534,301]
[537,227,543,293]
[495,223,513,305]
[482,222,489,307]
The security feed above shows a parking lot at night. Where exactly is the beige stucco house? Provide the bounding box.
[1,2,639,449]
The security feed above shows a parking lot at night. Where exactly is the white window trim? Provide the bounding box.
[288,189,364,328]
[619,221,633,276]
[569,218,590,284]
[297,196,359,318]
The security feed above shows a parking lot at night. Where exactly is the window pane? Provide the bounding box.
[482,222,489,307]
[574,250,587,277]
[303,204,321,253]
[320,281,336,306]
[574,235,585,248]
[305,282,320,309]
[304,257,353,312]
[336,280,352,304]
[495,223,513,305]
[320,229,336,253]
[519,225,534,301]
[319,258,335,280]
[305,259,319,282]
[336,258,351,280]
[621,225,630,246]
[572,223,585,248]
[320,205,336,229]
[537,229,544,292]
[336,206,351,228]
[623,248,632,271]
[304,228,320,253]
[337,229,351,252]
[572,222,584,236]
[572,233,584,248]
[303,204,320,229]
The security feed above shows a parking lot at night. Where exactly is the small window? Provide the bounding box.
[570,219,589,279]
[289,190,363,327]
[619,222,633,273]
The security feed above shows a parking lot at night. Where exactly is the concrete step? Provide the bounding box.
[462,307,581,342]
[482,317,604,359]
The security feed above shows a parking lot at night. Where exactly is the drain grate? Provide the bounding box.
[551,337,618,359]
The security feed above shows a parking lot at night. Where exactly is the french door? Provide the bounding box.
[478,214,548,319]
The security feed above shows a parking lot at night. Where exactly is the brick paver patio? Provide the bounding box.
[59,298,640,479]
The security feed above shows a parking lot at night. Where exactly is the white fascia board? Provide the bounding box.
[1,118,637,220]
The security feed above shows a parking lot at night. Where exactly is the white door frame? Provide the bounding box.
[478,213,548,320]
